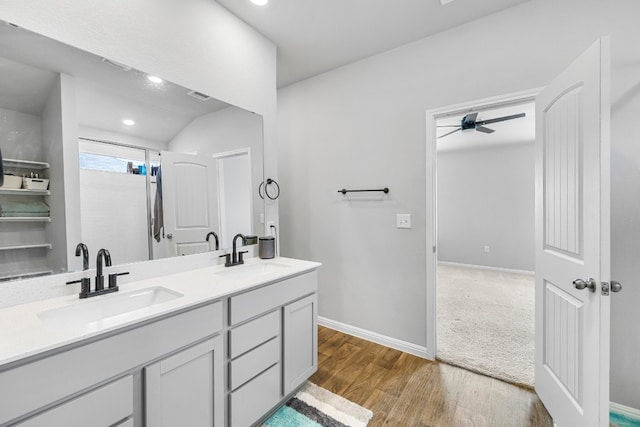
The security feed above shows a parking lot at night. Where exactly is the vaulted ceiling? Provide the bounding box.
[216,0,530,87]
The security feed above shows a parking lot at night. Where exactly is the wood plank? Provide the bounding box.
[312,326,553,427]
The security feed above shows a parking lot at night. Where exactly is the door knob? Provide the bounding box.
[166,233,173,239]
[610,281,622,293]
[573,278,596,292]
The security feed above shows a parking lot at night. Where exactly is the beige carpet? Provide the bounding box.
[436,263,535,387]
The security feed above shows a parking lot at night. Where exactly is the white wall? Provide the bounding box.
[278,0,640,409]
[437,142,534,271]
[42,73,80,275]
[0,108,42,161]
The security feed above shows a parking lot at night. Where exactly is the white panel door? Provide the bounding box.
[161,151,218,257]
[215,150,252,248]
[535,38,611,427]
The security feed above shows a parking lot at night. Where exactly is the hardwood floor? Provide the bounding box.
[310,326,553,427]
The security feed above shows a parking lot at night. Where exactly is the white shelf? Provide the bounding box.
[3,158,50,169]
[0,243,52,251]
[0,217,51,223]
[0,188,50,196]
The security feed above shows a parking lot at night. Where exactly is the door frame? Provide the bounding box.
[212,147,253,249]
[424,87,542,359]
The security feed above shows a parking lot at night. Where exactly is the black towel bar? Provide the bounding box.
[338,187,389,195]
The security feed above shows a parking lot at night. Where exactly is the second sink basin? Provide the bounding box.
[213,262,289,280]
[38,286,183,327]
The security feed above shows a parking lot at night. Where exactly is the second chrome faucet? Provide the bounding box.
[220,233,257,267]
[67,243,129,299]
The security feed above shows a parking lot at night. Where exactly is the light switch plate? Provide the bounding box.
[397,214,411,229]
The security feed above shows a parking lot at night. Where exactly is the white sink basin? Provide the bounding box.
[213,262,289,280]
[38,286,183,327]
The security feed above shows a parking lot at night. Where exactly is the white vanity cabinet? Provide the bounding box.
[227,270,318,427]
[0,301,224,426]
[0,261,320,427]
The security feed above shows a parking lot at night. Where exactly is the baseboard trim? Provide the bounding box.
[611,401,640,419]
[318,317,429,359]
[438,261,535,276]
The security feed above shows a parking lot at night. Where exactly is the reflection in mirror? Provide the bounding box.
[0,23,264,280]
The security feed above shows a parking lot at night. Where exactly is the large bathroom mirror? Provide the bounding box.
[0,23,264,280]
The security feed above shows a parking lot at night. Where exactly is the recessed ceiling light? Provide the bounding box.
[122,119,135,126]
[147,75,163,84]
[251,0,268,5]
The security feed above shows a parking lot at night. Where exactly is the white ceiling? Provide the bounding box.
[216,0,530,87]
[436,102,535,152]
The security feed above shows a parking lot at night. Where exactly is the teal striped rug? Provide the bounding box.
[263,382,373,427]
[611,410,640,427]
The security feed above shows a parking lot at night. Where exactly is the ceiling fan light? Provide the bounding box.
[250,0,268,5]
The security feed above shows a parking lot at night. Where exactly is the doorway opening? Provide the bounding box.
[425,89,540,387]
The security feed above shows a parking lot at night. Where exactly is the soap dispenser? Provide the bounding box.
[258,236,275,259]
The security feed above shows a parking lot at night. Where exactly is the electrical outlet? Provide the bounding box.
[259,213,265,224]
[484,246,490,253]
[397,214,411,229]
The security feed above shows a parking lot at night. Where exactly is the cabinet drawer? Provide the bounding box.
[229,310,280,358]
[230,337,280,391]
[229,271,317,325]
[17,375,133,426]
[230,364,281,427]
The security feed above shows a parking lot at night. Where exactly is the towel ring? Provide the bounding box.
[259,178,280,200]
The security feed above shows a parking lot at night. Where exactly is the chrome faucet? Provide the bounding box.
[206,231,219,250]
[95,248,112,292]
[68,246,128,299]
[75,243,89,271]
[220,233,257,267]
[67,243,91,296]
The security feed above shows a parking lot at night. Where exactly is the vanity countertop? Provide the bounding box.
[0,257,320,369]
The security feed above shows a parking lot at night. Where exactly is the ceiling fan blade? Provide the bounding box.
[438,128,462,139]
[436,125,462,128]
[476,125,495,134]
[463,112,478,123]
[476,112,526,126]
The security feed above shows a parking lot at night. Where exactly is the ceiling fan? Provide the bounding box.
[437,112,526,139]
